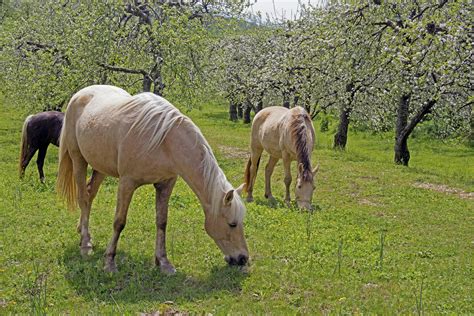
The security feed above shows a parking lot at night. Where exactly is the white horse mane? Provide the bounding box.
[200,141,246,223]
[118,92,245,222]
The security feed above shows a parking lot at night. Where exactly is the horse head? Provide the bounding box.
[204,184,249,266]
[295,163,319,210]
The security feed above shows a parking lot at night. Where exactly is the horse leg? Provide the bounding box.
[282,154,292,205]
[36,145,48,183]
[154,177,178,275]
[72,157,94,257]
[20,146,37,179]
[76,170,105,234]
[104,177,137,273]
[246,147,263,202]
[264,156,279,201]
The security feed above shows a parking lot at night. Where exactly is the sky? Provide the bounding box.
[247,0,314,20]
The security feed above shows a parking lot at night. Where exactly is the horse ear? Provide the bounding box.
[224,189,234,206]
[298,163,304,175]
[312,164,320,175]
[235,183,245,196]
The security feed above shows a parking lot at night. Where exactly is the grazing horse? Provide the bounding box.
[19,111,64,183]
[57,85,248,274]
[243,106,319,210]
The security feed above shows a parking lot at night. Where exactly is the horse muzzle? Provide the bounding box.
[225,254,249,266]
[297,200,312,210]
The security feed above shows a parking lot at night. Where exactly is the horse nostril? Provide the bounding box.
[237,254,248,266]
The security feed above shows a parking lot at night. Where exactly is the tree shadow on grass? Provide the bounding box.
[61,245,247,304]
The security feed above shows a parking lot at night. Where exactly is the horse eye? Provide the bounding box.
[228,222,237,228]
[297,185,302,189]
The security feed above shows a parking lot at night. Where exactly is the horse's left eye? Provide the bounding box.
[228,222,237,228]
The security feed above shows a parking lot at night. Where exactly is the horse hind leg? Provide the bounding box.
[76,170,105,233]
[70,156,95,257]
[104,177,137,273]
[246,146,263,202]
[20,146,37,179]
[36,145,48,183]
[154,177,178,275]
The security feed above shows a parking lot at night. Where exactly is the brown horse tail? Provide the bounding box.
[243,155,261,193]
[19,115,33,178]
[56,118,77,211]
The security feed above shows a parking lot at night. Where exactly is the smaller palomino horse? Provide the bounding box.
[57,85,248,274]
[19,111,64,182]
[244,106,319,210]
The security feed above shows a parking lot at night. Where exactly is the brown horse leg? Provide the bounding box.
[72,157,94,257]
[76,170,105,233]
[246,147,263,202]
[104,177,137,273]
[153,177,177,275]
[264,156,279,201]
[20,146,37,179]
[36,145,48,183]
[282,154,292,205]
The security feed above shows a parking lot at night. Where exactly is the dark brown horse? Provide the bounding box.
[19,111,64,182]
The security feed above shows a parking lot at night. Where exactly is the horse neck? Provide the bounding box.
[177,140,229,215]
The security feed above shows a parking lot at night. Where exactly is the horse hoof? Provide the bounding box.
[80,246,93,258]
[104,261,118,273]
[246,197,254,203]
[160,264,177,275]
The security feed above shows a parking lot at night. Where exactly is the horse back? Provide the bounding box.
[26,111,64,147]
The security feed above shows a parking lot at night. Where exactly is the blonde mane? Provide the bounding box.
[116,93,185,154]
[200,141,245,223]
[117,92,245,222]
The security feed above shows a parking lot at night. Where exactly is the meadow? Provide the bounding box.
[0,101,473,314]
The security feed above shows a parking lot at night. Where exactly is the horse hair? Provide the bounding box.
[290,109,313,181]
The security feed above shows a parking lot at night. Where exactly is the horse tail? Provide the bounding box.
[243,155,260,193]
[19,115,33,178]
[56,116,77,211]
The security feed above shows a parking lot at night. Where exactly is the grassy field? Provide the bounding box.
[1,101,473,314]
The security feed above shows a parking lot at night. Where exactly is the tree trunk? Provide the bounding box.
[394,94,411,165]
[333,106,352,149]
[229,101,238,121]
[237,103,243,119]
[243,101,251,124]
[394,135,410,166]
[394,96,436,166]
[293,94,300,107]
[283,91,290,108]
[143,76,152,92]
[255,98,263,113]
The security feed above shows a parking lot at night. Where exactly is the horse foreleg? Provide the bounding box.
[36,145,47,183]
[104,177,137,273]
[264,156,279,201]
[282,155,292,205]
[154,177,177,275]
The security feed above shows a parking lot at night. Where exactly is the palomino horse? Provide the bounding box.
[57,85,248,274]
[19,111,64,182]
[243,106,319,210]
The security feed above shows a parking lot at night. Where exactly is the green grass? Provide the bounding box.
[1,102,473,314]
